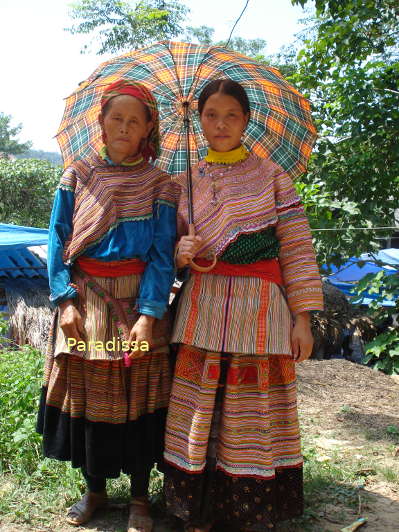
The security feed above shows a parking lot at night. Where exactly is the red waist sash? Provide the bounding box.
[76,257,146,277]
[191,257,283,285]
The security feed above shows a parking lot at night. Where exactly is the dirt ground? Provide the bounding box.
[294,359,399,532]
[1,359,398,532]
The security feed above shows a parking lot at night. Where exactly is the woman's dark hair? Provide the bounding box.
[198,79,250,118]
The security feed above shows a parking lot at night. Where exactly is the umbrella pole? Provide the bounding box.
[182,102,217,273]
[183,102,194,225]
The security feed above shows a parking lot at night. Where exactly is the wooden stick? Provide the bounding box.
[340,517,368,532]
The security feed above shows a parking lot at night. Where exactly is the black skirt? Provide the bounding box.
[37,350,171,478]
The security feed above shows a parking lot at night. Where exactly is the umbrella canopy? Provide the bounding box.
[57,40,317,178]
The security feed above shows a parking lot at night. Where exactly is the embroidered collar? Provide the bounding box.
[204,145,249,165]
[99,146,144,167]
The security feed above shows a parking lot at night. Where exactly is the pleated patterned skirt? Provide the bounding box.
[164,346,303,531]
[37,272,172,478]
[164,274,303,530]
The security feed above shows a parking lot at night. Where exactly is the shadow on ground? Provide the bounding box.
[23,479,396,532]
[338,410,399,444]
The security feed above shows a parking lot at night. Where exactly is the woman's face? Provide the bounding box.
[200,92,249,152]
[100,95,153,162]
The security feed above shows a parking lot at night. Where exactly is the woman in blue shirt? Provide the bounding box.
[37,80,178,532]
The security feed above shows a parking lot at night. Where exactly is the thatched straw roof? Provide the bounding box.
[311,281,377,359]
[5,278,52,353]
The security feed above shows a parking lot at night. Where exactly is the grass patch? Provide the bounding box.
[0,462,84,526]
[340,405,354,415]
[377,465,399,484]
[303,445,360,505]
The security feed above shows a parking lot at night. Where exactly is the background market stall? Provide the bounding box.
[0,223,51,352]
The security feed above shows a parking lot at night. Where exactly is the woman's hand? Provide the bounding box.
[128,314,155,359]
[59,299,86,344]
[291,312,314,362]
[175,234,203,269]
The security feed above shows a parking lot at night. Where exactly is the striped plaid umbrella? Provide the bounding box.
[57,40,317,179]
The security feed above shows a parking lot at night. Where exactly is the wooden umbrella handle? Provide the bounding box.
[188,223,217,273]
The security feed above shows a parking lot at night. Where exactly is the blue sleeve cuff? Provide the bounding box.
[136,298,166,319]
[50,286,78,306]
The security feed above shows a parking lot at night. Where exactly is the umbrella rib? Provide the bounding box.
[161,42,185,100]
[187,45,222,99]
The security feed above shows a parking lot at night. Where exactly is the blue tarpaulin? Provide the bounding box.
[0,223,48,250]
[0,223,48,281]
[323,248,399,307]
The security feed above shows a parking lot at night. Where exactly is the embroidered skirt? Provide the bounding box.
[37,273,172,478]
[163,345,303,530]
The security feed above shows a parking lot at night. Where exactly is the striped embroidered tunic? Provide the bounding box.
[171,153,323,354]
[48,154,178,319]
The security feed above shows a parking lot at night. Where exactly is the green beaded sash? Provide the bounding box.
[219,227,280,264]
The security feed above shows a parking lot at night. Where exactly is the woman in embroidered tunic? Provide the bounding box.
[37,80,177,532]
[163,80,324,532]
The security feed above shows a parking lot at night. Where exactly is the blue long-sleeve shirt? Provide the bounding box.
[48,156,178,319]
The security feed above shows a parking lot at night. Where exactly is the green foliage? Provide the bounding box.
[67,0,188,54]
[287,2,399,378]
[0,346,43,473]
[0,346,86,526]
[356,269,399,308]
[221,37,267,60]
[184,25,214,46]
[355,268,399,375]
[285,0,399,266]
[67,1,268,60]
[0,158,61,227]
[0,112,32,156]
[220,38,268,64]
[292,0,399,65]
[363,329,399,375]
[267,45,299,78]
[0,313,9,338]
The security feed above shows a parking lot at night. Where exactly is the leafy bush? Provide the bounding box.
[0,158,62,228]
[0,345,43,473]
[0,312,9,340]
[355,269,399,374]
[363,329,399,375]
[0,346,86,524]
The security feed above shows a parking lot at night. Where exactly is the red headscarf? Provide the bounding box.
[100,79,160,162]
